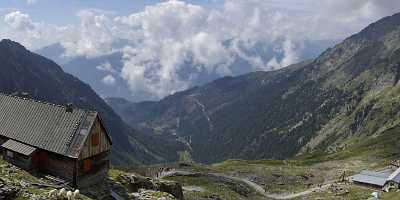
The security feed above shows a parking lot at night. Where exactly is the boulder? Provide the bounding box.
[119,174,155,192]
[118,174,184,200]
[0,179,19,200]
[155,180,184,200]
[129,189,176,200]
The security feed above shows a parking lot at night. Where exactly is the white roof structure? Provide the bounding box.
[351,168,400,187]
[387,167,400,183]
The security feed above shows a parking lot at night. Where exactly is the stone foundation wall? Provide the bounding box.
[45,152,75,182]
[77,164,108,188]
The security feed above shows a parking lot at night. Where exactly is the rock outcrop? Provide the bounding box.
[0,179,19,200]
[118,174,184,200]
[129,189,176,200]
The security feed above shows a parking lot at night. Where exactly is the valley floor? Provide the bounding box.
[3,124,400,200]
[127,125,400,200]
[158,159,400,200]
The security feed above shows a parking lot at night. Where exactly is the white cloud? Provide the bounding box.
[96,62,117,74]
[2,0,400,100]
[121,45,190,98]
[266,39,300,69]
[62,9,118,57]
[189,32,234,74]
[102,74,116,86]
[4,11,34,31]
[2,11,73,49]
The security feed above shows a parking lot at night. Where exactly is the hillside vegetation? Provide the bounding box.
[108,12,400,164]
[156,124,400,199]
[0,39,188,165]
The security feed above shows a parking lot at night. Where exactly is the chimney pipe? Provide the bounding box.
[66,103,73,113]
[20,92,30,99]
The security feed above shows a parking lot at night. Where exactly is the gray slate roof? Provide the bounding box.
[0,94,99,158]
[2,139,37,156]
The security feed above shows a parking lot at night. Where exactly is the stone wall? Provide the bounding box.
[45,152,75,182]
[77,164,108,188]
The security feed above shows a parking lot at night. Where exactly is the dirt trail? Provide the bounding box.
[162,170,333,199]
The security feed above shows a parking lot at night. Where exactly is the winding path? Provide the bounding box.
[161,170,333,199]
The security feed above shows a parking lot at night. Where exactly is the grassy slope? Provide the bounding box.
[211,123,400,199]
[166,176,265,200]
[163,124,400,199]
[3,121,399,200]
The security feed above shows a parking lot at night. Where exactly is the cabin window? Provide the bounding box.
[82,159,92,173]
[91,133,100,146]
[6,150,14,158]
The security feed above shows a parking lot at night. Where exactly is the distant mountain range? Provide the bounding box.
[107,12,400,163]
[0,39,185,165]
[6,12,400,165]
[36,39,338,102]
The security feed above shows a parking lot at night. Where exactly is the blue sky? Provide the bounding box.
[0,0,223,25]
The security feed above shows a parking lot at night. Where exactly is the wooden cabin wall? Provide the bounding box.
[2,151,33,170]
[79,117,111,160]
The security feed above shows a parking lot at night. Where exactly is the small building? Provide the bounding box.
[350,170,391,188]
[0,93,112,188]
[350,168,400,191]
[384,167,400,191]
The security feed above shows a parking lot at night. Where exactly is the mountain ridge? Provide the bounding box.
[107,12,400,163]
[0,38,183,165]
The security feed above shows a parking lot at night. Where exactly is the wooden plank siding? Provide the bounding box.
[79,117,111,160]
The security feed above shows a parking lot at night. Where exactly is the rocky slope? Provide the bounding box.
[0,156,183,200]
[107,12,400,163]
[0,39,183,165]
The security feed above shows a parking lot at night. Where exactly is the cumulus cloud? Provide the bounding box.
[266,39,299,69]
[102,74,116,86]
[62,9,118,57]
[115,0,303,97]
[2,0,400,100]
[1,11,72,49]
[96,62,117,74]
[121,45,191,98]
[4,11,35,31]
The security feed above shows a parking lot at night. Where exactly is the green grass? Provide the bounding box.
[301,123,400,165]
[382,191,400,200]
[165,176,264,200]
[194,124,400,197]
[210,159,322,193]
[108,168,125,180]
[297,185,374,200]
